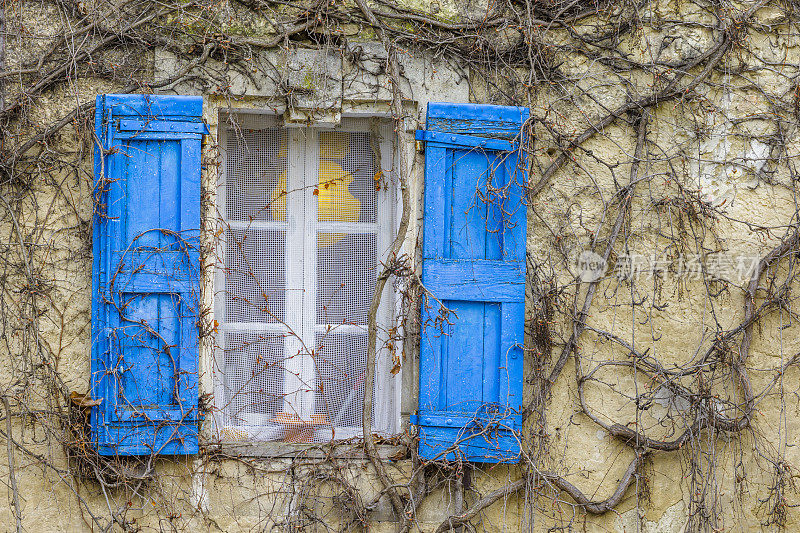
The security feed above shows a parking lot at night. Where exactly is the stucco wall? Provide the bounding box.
[2,0,800,531]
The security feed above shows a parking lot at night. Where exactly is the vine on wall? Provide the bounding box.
[2,0,800,531]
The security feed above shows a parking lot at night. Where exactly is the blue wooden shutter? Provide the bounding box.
[91,94,207,455]
[413,103,529,463]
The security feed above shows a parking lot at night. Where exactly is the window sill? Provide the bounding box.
[204,441,408,460]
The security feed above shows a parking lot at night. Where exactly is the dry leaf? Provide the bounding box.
[70,391,102,407]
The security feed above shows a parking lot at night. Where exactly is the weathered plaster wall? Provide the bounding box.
[3,0,800,531]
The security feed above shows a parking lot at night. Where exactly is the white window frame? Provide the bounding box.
[212,111,400,442]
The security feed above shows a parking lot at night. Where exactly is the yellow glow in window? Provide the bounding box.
[270,133,362,247]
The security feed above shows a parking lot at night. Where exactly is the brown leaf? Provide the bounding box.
[389,449,407,461]
[70,391,102,407]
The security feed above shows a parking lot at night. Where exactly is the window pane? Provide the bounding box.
[317,233,377,325]
[318,131,377,224]
[224,229,285,323]
[225,128,287,222]
[221,332,285,427]
[314,332,372,430]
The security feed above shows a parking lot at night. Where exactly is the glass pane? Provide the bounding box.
[221,332,285,427]
[318,131,377,224]
[224,229,285,323]
[225,128,287,222]
[314,332,372,430]
[317,233,377,325]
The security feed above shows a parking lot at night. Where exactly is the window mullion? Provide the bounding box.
[283,128,306,419]
[300,129,319,421]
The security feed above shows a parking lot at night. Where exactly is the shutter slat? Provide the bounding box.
[415,102,528,463]
[119,119,209,133]
[415,130,516,151]
[92,94,205,456]
[423,261,523,302]
[424,102,527,139]
[103,94,203,117]
[114,131,203,140]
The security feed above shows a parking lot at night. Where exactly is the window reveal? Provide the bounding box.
[215,115,396,443]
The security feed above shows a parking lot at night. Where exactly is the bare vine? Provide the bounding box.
[2,0,800,531]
